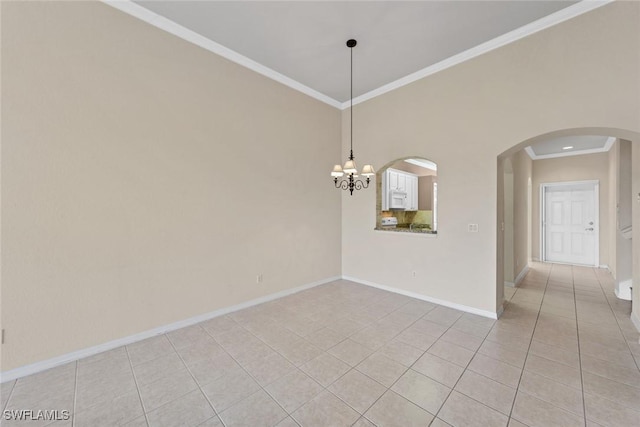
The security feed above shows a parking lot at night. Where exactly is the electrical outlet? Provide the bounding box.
[468,224,479,232]
[256,274,263,284]
[412,271,417,278]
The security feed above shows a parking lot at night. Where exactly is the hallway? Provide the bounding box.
[503,262,639,426]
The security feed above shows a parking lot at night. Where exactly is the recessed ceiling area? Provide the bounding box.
[110,0,595,107]
[525,135,615,159]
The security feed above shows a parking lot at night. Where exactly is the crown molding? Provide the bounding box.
[102,0,342,109]
[525,136,616,160]
[103,0,613,111]
[343,0,614,109]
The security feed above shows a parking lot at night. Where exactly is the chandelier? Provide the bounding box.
[331,39,375,195]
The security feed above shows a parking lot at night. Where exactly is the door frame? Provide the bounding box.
[540,180,600,267]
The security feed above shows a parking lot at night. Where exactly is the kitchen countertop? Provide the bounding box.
[375,226,436,234]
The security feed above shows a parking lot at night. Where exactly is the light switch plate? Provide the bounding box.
[468,224,479,232]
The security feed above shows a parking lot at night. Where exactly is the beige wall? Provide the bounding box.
[607,138,633,287]
[502,158,515,284]
[632,143,640,327]
[532,153,610,266]
[342,1,640,314]
[418,176,436,211]
[1,2,341,370]
[608,142,619,278]
[510,150,532,282]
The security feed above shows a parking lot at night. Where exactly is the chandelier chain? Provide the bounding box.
[350,42,353,160]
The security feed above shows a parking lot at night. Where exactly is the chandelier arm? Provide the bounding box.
[334,178,350,191]
[353,178,369,191]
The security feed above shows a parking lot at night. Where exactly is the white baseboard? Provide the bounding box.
[343,276,499,320]
[599,264,610,270]
[0,276,340,383]
[514,264,530,287]
[504,281,515,288]
[614,279,632,301]
[631,311,640,335]
[496,302,504,319]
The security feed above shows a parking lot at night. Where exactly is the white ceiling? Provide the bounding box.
[526,135,615,159]
[111,0,604,108]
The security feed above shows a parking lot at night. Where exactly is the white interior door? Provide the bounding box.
[543,182,598,266]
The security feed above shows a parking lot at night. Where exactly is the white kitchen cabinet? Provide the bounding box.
[397,173,407,192]
[388,169,407,191]
[406,174,418,211]
[382,168,418,211]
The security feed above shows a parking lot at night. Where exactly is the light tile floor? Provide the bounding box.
[1,262,639,426]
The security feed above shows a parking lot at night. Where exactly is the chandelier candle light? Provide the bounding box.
[332,39,375,195]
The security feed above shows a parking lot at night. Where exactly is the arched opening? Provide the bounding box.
[496,128,640,321]
[375,157,438,234]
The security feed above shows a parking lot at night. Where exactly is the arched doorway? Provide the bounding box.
[496,128,640,323]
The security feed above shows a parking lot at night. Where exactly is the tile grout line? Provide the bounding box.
[125,345,151,427]
[1,377,16,414]
[573,268,640,414]
[528,266,594,420]
[204,305,357,425]
[592,269,640,372]
[332,308,443,423]
[426,299,520,425]
[356,317,444,425]
[337,306,492,426]
[571,266,588,427]
[71,360,78,427]
[164,332,228,427]
[290,299,432,425]
[505,263,552,425]
[199,321,291,426]
[247,298,440,425]
[210,292,423,425]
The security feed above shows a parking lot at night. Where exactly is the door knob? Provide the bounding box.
[588,221,594,225]
[585,227,594,231]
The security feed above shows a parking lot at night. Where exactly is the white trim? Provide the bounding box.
[504,281,516,288]
[603,136,616,151]
[599,264,610,270]
[404,158,437,171]
[514,264,530,287]
[342,0,614,109]
[631,311,640,335]
[343,276,499,319]
[525,137,616,160]
[102,1,342,109]
[524,146,536,159]
[540,180,600,267]
[496,303,504,319]
[614,279,632,301]
[0,276,339,383]
[102,0,612,111]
